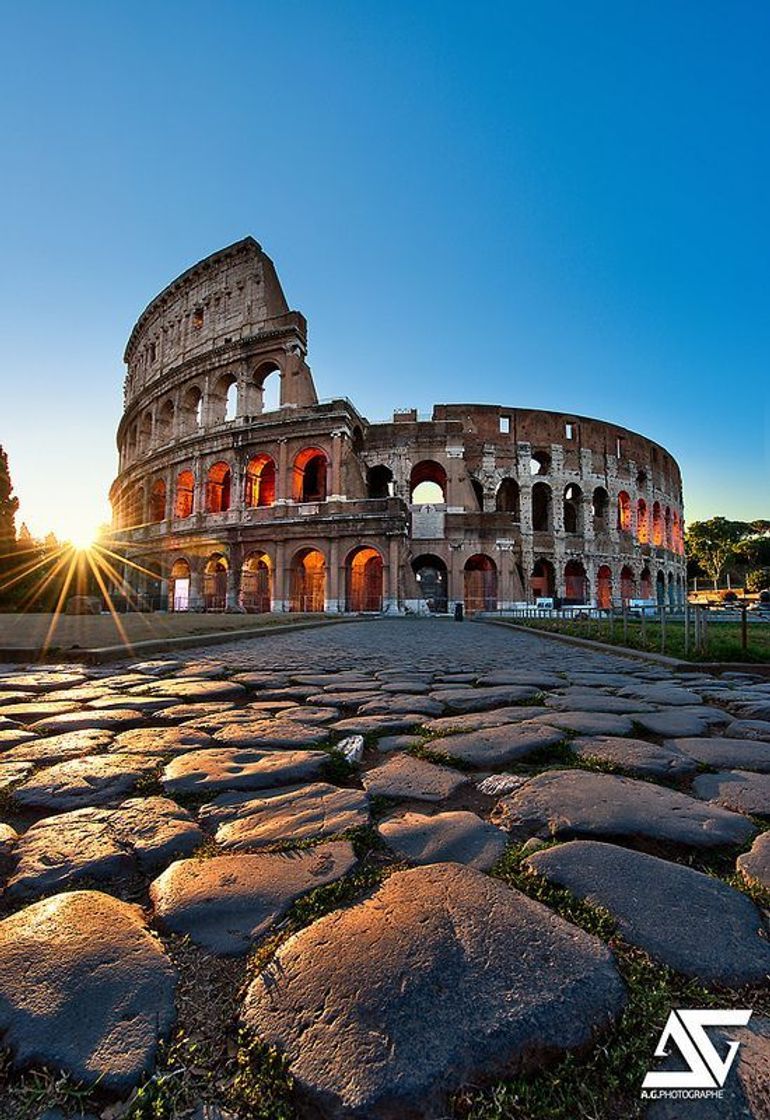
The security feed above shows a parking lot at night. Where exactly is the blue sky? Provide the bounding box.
[0,0,767,538]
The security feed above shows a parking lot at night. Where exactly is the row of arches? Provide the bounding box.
[168,545,384,613]
[530,559,685,608]
[122,447,330,526]
[123,362,282,465]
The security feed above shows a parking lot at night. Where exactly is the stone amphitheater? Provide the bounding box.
[110,237,686,615]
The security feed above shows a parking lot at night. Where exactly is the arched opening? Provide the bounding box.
[412,554,448,613]
[290,548,326,612]
[596,565,612,609]
[254,361,281,414]
[125,485,144,529]
[563,484,583,534]
[565,560,589,604]
[592,487,609,531]
[464,554,498,613]
[175,470,195,519]
[139,411,153,452]
[652,502,664,546]
[241,551,271,613]
[156,399,175,443]
[346,546,384,612]
[149,479,166,523]
[410,460,447,504]
[530,558,556,600]
[636,469,648,488]
[244,454,276,507]
[672,512,682,554]
[209,373,238,425]
[617,491,632,532]
[664,507,672,549]
[470,477,484,510]
[532,482,552,532]
[668,570,676,607]
[637,499,648,543]
[203,554,228,611]
[656,570,666,605]
[495,478,520,519]
[529,451,551,476]
[367,464,394,500]
[181,386,203,433]
[169,558,191,612]
[293,448,328,503]
[640,566,653,600]
[620,565,635,604]
[206,461,232,513]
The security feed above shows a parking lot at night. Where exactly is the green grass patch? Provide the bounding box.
[502,617,770,663]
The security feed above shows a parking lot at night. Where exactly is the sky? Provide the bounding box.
[0,0,767,540]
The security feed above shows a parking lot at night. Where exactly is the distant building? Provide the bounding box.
[110,238,686,613]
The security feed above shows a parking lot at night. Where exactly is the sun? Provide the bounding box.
[67,525,99,552]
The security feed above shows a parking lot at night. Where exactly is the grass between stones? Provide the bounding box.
[454,842,770,1120]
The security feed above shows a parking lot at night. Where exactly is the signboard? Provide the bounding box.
[411,504,445,540]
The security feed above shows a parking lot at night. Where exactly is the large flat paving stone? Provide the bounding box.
[431,722,565,767]
[212,719,329,749]
[725,719,770,742]
[421,706,549,735]
[0,670,87,693]
[476,669,564,689]
[0,700,82,724]
[330,714,426,735]
[150,841,356,954]
[379,810,507,869]
[545,691,651,715]
[128,679,246,702]
[111,727,213,755]
[162,747,328,796]
[29,709,147,735]
[204,783,369,849]
[535,711,636,737]
[630,711,709,738]
[362,753,469,801]
[357,695,445,717]
[1,728,114,765]
[737,832,770,891]
[616,683,704,706]
[526,840,770,986]
[5,797,204,898]
[491,769,756,849]
[644,1016,770,1120]
[0,891,176,1093]
[12,753,159,811]
[427,685,541,712]
[664,736,770,772]
[242,862,626,1120]
[692,770,770,817]
[569,736,698,778]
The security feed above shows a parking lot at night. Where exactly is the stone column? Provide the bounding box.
[329,431,345,501]
[385,536,401,613]
[189,564,204,611]
[273,541,286,612]
[226,545,241,610]
[448,543,463,612]
[327,539,340,613]
[275,438,289,503]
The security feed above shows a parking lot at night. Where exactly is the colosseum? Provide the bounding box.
[110,237,687,616]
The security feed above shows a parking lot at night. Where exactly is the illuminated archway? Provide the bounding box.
[206,462,232,513]
[410,460,447,504]
[565,560,589,604]
[169,558,191,612]
[464,554,498,613]
[175,470,195,519]
[530,558,555,599]
[596,565,612,609]
[149,479,166,523]
[293,448,327,502]
[203,553,228,610]
[244,454,276,507]
[620,565,635,604]
[290,548,326,612]
[345,546,384,612]
[617,491,632,532]
[241,551,271,613]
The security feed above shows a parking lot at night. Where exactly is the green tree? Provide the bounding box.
[685,517,751,590]
[0,445,20,604]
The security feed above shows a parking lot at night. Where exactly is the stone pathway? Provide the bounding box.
[0,618,768,1119]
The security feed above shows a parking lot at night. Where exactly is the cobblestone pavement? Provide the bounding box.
[0,618,769,1120]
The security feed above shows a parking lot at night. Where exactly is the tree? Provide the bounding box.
[685,518,751,590]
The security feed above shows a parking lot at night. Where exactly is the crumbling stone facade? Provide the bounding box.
[110,238,686,614]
